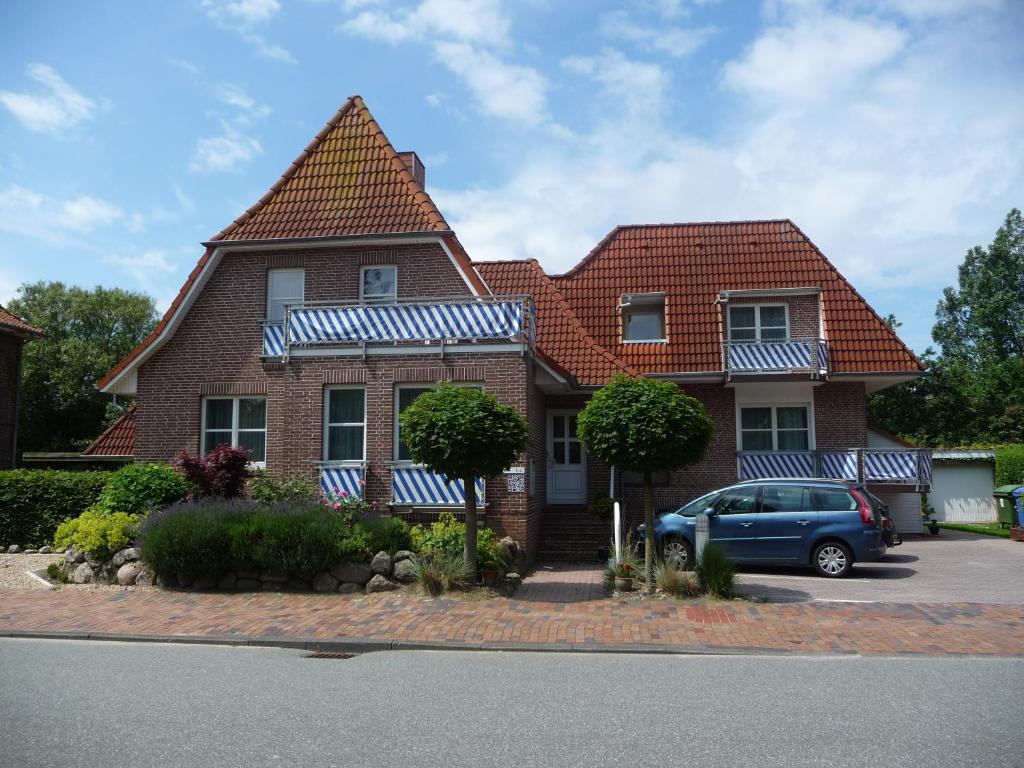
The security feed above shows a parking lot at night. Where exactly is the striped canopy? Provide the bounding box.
[391,466,485,507]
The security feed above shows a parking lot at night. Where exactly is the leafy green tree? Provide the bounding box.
[8,282,157,452]
[577,374,713,592]
[399,383,528,573]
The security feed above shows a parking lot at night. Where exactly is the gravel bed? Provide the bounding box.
[0,553,62,590]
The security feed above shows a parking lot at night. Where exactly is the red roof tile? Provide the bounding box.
[0,304,44,337]
[82,407,135,456]
[548,220,922,376]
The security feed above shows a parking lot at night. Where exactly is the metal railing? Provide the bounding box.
[737,448,932,489]
[261,294,535,359]
[723,337,829,377]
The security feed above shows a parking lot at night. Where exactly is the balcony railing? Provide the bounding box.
[737,449,932,489]
[262,295,535,359]
[390,465,485,508]
[723,337,829,377]
[318,463,365,498]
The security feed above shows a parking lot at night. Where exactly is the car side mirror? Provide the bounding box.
[704,507,718,517]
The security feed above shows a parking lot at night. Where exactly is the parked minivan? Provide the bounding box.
[641,479,889,577]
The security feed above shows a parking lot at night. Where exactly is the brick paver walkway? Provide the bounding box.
[1,587,1021,656]
[513,563,605,603]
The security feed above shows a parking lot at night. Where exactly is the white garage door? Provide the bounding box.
[928,462,997,522]
[875,491,922,534]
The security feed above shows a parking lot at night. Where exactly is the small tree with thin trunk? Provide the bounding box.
[577,374,713,593]
[399,383,528,574]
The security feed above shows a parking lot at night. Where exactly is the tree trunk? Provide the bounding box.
[463,473,478,580]
[643,470,655,594]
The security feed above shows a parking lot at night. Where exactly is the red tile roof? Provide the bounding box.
[82,407,135,456]
[99,96,485,392]
[0,304,44,337]
[548,220,922,375]
[474,259,636,386]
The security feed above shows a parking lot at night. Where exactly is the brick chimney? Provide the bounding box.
[397,151,426,188]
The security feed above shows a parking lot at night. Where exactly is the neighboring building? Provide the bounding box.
[80,406,136,464]
[98,96,931,561]
[929,450,997,524]
[0,305,44,469]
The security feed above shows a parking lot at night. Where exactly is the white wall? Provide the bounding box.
[928,461,997,523]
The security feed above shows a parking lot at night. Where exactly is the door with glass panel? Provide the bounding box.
[547,410,586,504]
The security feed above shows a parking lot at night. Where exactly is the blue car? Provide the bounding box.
[641,479,888,577]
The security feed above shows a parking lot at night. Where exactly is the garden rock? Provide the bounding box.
[394,550,414,562]
[237,568,260,580]
[365,574,398,593]
[337,582,362,594]
[7,545,22,554]
[287,578,310,592]
[330,561,372,585]
[25,549,38,554]
[393,558,417,583]
[260,571,289,583]
[217,573,237,590]
[235,578,261,591]
[117,561,144,586]
[177,574,193,588]
[135,567,156,587]
[39,546,52,554]
[192,576,216,591]
[499,537,527,574]
[371,551,393,576]
[112,547,139,567]
[155,573,175,588]
[72,563,93,584]
[313,572,340,593]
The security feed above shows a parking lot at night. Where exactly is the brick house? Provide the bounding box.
[0,305,44,469]
[98,96,929,561]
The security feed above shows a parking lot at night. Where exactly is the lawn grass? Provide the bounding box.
[937,522,1011,539]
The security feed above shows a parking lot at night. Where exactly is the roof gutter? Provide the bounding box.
[201,230,456,249]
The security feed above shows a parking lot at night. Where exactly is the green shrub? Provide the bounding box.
[54,507,140,559]
[248,472,319,504]
[588,494,615,520]
[410,511,500,569]
[96,463,189,514]
[995,444,1024,486]
[696,542,735,599]
[361,516,412,555]
[139,500,376,580]
[0,470,109,547]
[414,550,472,594]
[654,559,699,598]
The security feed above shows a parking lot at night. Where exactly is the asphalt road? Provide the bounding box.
[734,530,1024,604]
[1,639,1021,768]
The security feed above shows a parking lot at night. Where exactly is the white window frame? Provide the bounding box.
[200,396,268,468]
[323,386,366,465]
[621,292,667,344]
[266,268,305,323]
[728,303,789,343]
[393,382,483,464]
[360,264,398,302]
[736,403,814,452]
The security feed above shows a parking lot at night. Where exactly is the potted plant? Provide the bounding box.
[921,493,940,535]
[613,561,636,592]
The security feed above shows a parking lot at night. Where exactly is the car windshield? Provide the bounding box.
[672,491,720,517]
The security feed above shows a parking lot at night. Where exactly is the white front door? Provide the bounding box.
[547,410,586,504]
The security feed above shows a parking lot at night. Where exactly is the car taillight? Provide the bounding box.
[852,490,875,526]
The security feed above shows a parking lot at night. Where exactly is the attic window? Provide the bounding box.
[622,293,666,343]
[361,266,397,301]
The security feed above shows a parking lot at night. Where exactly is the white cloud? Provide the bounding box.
[340,10,416,43]
[189,123,263,173]
[0,185,124,240]
[433,42,548,125]
[0,63,96,133]
[104,250,180,306]
[200,0,296,63]
[563,49,669,111]
[214,82,271,119]
[600,11,717,57]
[723,13,906,102]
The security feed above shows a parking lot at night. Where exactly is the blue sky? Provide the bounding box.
[1,0,1021,353]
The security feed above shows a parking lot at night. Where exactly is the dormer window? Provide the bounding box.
[728,304,788,342]
[622,293,666,343]
[361,265,397,302]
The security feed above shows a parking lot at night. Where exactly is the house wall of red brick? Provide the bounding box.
[726,295,820,339]
[0,333,23,469]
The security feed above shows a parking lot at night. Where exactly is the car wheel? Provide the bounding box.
[662,537,691,569]
[813,541,853,578]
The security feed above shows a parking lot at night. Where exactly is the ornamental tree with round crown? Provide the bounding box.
[399,382,529,574]
[577,374,713,592]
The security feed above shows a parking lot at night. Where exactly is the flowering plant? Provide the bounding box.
[613,561,636,579]
[321,479,376,524]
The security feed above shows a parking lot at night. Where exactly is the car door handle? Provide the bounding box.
[796,520,812,526]
[739,522,754,528]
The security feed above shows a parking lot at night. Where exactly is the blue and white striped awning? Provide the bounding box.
[727,340,827,372]
[263,323,285,357]
[288,301,524,345]
[391,466,485,507]
[863,451,924,482]
[821,451,858,480]
[740,452,815,480]
[319,465,364,498]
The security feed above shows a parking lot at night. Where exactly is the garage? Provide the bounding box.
[928,450,997,523]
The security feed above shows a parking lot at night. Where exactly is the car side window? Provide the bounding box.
[812,488,857,511]
[760,485,806,513]
[675,491,719,517]
[713,487,759,515]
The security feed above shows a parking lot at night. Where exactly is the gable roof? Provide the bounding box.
[82,407,135,456]
[0,304,44,338]
[549,220,923,375]
[98,96,485,393]
[474,259,636,386]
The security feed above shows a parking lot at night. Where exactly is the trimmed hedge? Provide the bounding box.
[0,470,110,547]
[138,500,376,580]
[97,463,189,514]
[995,444,1024,486]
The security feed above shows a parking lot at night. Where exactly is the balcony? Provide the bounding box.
[262,295,535,360]
[737,449,932,490]
[723,337,829,379]
[390,465,485,508]
[318,463,365,498]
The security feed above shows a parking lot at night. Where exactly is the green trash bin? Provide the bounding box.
[994,485,1024,527]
